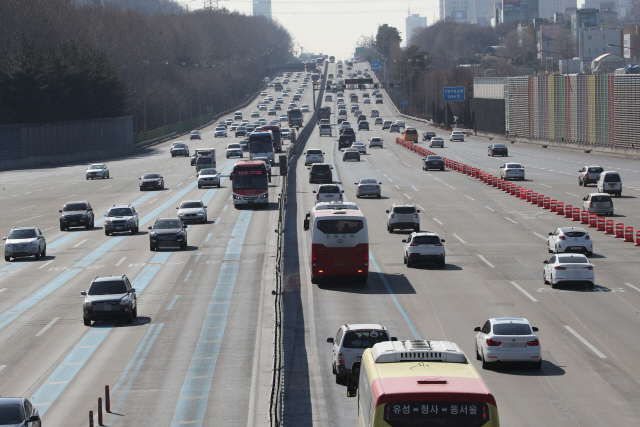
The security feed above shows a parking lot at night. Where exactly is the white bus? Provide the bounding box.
[303,206,368,284]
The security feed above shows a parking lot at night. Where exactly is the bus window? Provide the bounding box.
[317,220,363,234]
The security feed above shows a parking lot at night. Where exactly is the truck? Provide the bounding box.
[194,148,216,171]
[287,108,303,129]
[317,107,331,124]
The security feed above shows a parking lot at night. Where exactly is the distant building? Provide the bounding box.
[406,14,427,46]
[579,26,622,65]
[476,0,501,25]
[622,25,640,59]
[597,2,619,28]
[253,0,271,19]
[501,0,539,24]
[443,0,477,23]
[537,0,576,19]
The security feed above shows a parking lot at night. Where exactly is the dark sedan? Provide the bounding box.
[139,173,164,191]
[59,201,94,231]
[148,218,188,250]
[343,148,361,161]
[423,155,445,171]
[358,121,370,130]
[488,143,508,157]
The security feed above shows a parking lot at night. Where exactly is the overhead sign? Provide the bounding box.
[371,61,382,71]
[355,47,366,54]
[443,87,465,101]
[345,78,374,84]
[401,100,408,107]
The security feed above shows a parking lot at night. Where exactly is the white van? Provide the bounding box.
[304,149,324,166]
[597,171,622,197]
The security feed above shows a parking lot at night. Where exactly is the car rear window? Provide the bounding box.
[506,164,522,168]
[592,195,611,203]
[492,323,532,335]
[89,280,128,295]
[427,156,443,161]
[393,207,416,214]
[342,330,390,349]
[312,164,331,172]
[319,186,340,193]
[412,236,440,245]
[405,129,417,134]
[558,255,589,263]
[588,167,603,173]
[308,149,322,155]
[564,231,586,237]
[0,404,24,423]
[316,219,363,234]
[604,173,620,182]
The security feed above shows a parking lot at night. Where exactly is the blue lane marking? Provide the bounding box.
[150,251,171,264]
[111,324,156,393]
[184,270,192,282]
[369,254,421,340]
[167,295,179,311]
[171,210,252,426]
[30,263,165,414]
[223,205,228,211]
[205,233,212,242]
[73,236,125,267]
[200,161,234,207]
[195,252,202,262]
[215,217,221,225]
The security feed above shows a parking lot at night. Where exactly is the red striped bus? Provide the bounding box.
[230,160,269,208]
[348,339,500,426]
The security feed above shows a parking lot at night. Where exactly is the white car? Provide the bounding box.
[197,168,220,188]
[281,128,291,139]
[368,137,383,148]
[547,227,593,256]
[355,178,381,198]
[214,127,227,138]
[251,111,260,118]
[258,104,267,111]
[543,253,595,290]
[327,324,394,384]
[370,110,379,117]
[474,318,541,370]
[279,115,288,122]
[429,137,444,148]
[4,226,47,261]
[225,143,243,158]
[301,105,310,112]
[304,149,324,165]
[499,163,525,180]
[313,184,344,204]
[85,163,109,179]
[352,141,367,154]
[450,131,464,141]
[176,200,207,223]
[402,231,445,267]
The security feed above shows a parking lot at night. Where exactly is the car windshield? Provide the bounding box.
[492,323,532,335]
[393,207,416,214]
[604,174,620,182]
[173,143,185,147]
[0,404,24,423]
[196,158,213,165]
[494,144,506,148]
[89,280,128,295]
[180,202,203,209]
[558,255,589,264]
[412,236,440,245]
[200,169,217,175]
[155,219,181,229]
[142,174,160,179]
[89,164,103,170]
[308,150,322,155]
[317,219,363,234]
[342,330,389,349]
[63,203,88,211]
[312,165,331,172]
[319,186,340,193]
[371,138,381,142]
[506,164,522,168]
[108,208,133,217]
[8,229,37,239]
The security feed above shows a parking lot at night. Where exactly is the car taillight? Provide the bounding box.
[558,235,565,240]
[434,243,442,246]
[358,186,362,189]
[505,169,511,172]
[338,352,344,364]
[555,266,566,270]
[339,194,343,200]
[486,338,501,346]
[526,339,540,346]
[589,202,593,207]
[390,214,395,218]
[585,173,589,178]
[375,186,380,189]
[312,250,317,266]
[316,193,319,200]
[410,242,419,246]
[585,235,590,240]
[414,214,419,218]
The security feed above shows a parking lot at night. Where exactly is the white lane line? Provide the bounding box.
[60,194,78,200]
[375,169,381,172]
[73,239,89,248]
[465,195,475,201]
[38,260,54,269]
[540,183,552,188]
[402,161,410,167]
[383,174,388,177]
[566,192,580,197]
[417,205,425,211]
[176,182,183,187]
[105,193,121,198]
[388,178,394,183]
[411,185,418,191]
[148,199,158,204]
[41,227,53,232]
[215,217,221,224]
[35,317,60,337]
[0,365,5,372]
[533,232,547,240]
[394,185,400,189]
[453,234,466,244]
[478,255,494,267]
[17,215,43,224]
[0,288,6,293]
[223,205,228,211]
[100,185,113,190]
[433,218,443,225]
[510,281,538,302]
[13,205,36,212]
[624,283,640,293]
[564,326,607,358]
[115,257,127,267]
[404,193,412,199]
[505,217,518,224]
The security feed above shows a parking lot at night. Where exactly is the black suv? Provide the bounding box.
[0,397,41,426]
[148,218,188,251]
[59,201,94,231]
[308,164,333,184]
[81,275,137,325]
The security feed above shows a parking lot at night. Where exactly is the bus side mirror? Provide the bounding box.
[386,210,389,213]
[312,190,316,193]
[303,219,310,231]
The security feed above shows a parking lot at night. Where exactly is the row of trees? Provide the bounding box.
[0,0,293,131]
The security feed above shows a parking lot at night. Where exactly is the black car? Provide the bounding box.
[375,99,383,104]
[423,131,437,141]
[358,121,370,130]
[148,218,188,251]
[59,201,94,231]
[191,152,197,166]
[235,126,247,137]
[309,163,333,184]
[488,144,508,157]
[423,155,445,171]
[81,275,137,325]
[139,173,164,190]
[343,148,361,161]
[338,134,354,150]
[0,397,41,426]
[170,142,190,157]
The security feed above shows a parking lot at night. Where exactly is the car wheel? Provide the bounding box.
[83,316,92,326]
[42,245,46,257]
[439,257,445,268]
[588,282,595,290]
[579,179,583,186]
[481,355,491,370]
[475,343,482,361]
[335,374,347,385]
[133,305,138,318]
[204,215,207,223]
[198,184,202,189]
[140,187,143,191]
[150,244,156,251]
[587,251,593,257]
[414,226,420,232]
[181,241,187,250]
[105,230,110,236]
[543,271,549,284]
[403,254,407,265]
[60,224,66,231]
[34,248,41,260]
[551,275,557,289]
[126,310,133,323]
[217,183,221,188]
[532,359,542,370]
[406,258,413,268]
[4,256,10,262]
[555,245,559,254]
[85,223,91,230]
[86,176,89,180]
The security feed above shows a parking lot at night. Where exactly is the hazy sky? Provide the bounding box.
[180,0,440,60]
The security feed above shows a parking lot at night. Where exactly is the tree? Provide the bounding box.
[376,24,402,58]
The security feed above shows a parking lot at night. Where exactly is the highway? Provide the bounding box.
[0,73,315,425]
[283,61,640,426]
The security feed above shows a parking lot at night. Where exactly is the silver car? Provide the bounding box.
[429,137,444,148]
[583,193,614,216]
[368,137,383,148]
[177,200,208,223]
[214,127,227,138]
[355,178,382,198]
[86,163,109,179]
[499,163,525,180]
[197,168,220,188]
[4,226,47,261]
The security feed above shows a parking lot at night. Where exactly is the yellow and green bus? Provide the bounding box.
[348,339,499,427]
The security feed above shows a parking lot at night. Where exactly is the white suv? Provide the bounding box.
[313,184,344,204]
[327,324,395,384]
[387,204,420,233]
[402,231,445,268]
[304,149,324,166]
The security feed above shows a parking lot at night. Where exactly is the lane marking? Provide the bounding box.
[478,255,494,267]
[533,232,547,240]
[394,185,400,189]
[388,178,394,183]
[485,206,495,212]
[450,234,464,244]
[564,326,607,358]
[167,296,180,311]
[99,185,113,190]
[38,260,54,269]
[433,218,443,226]
[404,193,412,199]
[505,217,518,224]
[41,227,53,232]
[411,185,418,191]
[176,182,183,187]
[184,270,193,282]
[0,288,6,293]
[223,205,228,211]
[73,239,89,248]
[216,217,221,225]
[465,195,475,201]
[205,233,213,242]
[510,281,538,302]
[624,283,640,293]
[35,317,60,336]
[148,198,158,204]
[13,205,36,212]
[0,365,5,372]
[540,183,552,188]
[17,215,43,224]
[195,252,202,262]
[115,257,127,267]
[566,192,580,198]
[417,204,425,211]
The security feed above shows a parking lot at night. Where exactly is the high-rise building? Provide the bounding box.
[253,0,271,19]
[442,0,477,23]
[537,0,576,19]
[406,14,427,46]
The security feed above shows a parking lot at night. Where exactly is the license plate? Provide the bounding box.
[504,342,525,348]
[248,201,254,204]
[571,246,583,250]
[609,184,616,187]
[70,222,77,226]
[98,304,112,311]
[115,226,123,230]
